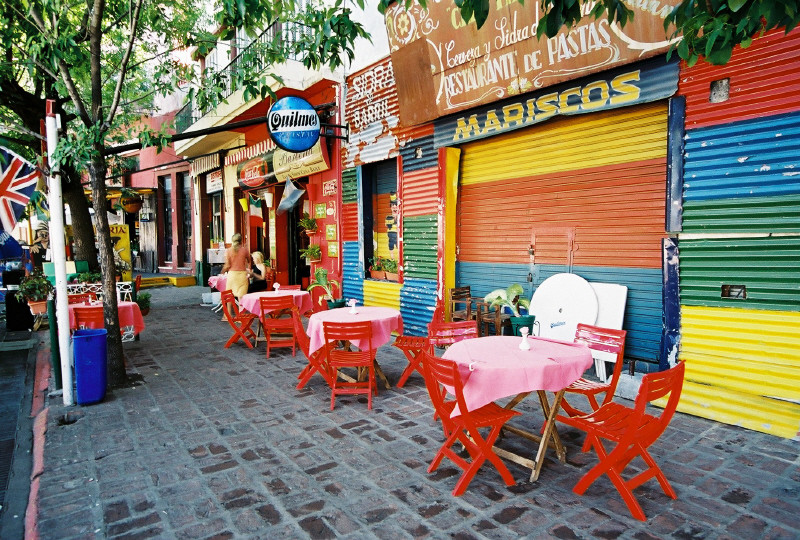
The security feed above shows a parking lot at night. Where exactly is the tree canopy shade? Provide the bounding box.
[378,0,800,66]
[3,0,367,389]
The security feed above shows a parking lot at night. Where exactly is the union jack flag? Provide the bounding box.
[0,147,41,233]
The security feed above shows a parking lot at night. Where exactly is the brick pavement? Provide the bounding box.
[33,286,800,539]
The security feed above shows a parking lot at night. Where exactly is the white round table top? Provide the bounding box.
[529,273,598,341]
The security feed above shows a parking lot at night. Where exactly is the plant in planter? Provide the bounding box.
[383,257,399,281]
[298,212,318,235]
[16,270,54,315]
[299,243,322,263]
[135,292,151,316]
[484,283,533,336]
[116,187,143,213]
[368,256,385,279]
[307,268,344,308]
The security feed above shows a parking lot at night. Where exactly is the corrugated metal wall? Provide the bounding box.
[341,168,359,242]
[680,306,800,439]
[341,241,363,305]
[400,278,439,336]
[677,29,800,439]
[399,134,439,172]
[401,168,439,217]
[403,215,438,280]
[679,29,800,130]
[363,280,401,309]
[456,102,669,366]
[679,236,800,311]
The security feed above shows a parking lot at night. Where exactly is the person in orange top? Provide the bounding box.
[221,233,251,299]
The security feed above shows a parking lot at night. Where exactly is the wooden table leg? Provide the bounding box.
[530,389,565,482]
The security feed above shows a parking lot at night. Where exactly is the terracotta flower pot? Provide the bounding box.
[121,196,143,213]
[369,270,385,279]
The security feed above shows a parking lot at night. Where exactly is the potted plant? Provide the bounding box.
[484,283,534,336]
[368,256,385,279]
[135,292,151,316]
[383,257,399,281]
[307,268,344,309]
[298,212,318,235]
[300,243,322,263]
[16,270,54,315]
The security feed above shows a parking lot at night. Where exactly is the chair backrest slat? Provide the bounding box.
[292,308,311,356]
[259,295,294,318]
[634,361,685,439]
[428,320,479,348]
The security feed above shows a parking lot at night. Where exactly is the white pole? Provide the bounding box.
[45,99,74,406]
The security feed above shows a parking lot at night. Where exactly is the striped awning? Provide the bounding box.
[190,154,221,177]
[225,140,277,167]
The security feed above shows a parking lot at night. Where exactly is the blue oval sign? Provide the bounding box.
[268,96,321,153]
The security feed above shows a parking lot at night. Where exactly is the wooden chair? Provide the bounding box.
[67,293,96,305]
[475,301,511,337]
[73,306,104,330]
[559,361,685,521]
[323,320,377,410]
[448,286,475,323]
[259,296,297,358]
[559,324,628,418]
[420,349,521,496]
[293,308,335,390]
[220,290,257,349]
[393,301,447,388]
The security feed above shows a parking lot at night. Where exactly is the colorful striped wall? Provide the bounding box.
[677,29,800,439]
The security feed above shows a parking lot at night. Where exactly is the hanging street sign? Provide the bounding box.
[268,96,321,153]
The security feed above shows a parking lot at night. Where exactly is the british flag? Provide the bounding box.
[0,147,41,233]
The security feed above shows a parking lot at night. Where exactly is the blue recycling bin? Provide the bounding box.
[72,329,108,405]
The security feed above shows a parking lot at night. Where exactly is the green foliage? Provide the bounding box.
[307,268,340,304]
[298,212,318,231]
[300,243,322,261]
[484,283,530,318]
[16,271,54,302]
[369,256,384,271]
[382,258,398,273]
[135,292,151,310]
[76,272,103,283]
[665,0,800,66]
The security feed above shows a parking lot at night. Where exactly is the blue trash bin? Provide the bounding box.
[72,329,108,405]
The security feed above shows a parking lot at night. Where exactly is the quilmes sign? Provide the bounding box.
[268,96,321,153]
[434,58,678,147]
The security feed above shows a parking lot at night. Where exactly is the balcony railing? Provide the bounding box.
[174,21,309,134]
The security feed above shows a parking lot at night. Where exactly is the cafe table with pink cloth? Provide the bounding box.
[442,335,592,482]
[239,290,314,317]
[307,306,403,388]
[68,301,146,341]
[208,274,227,291]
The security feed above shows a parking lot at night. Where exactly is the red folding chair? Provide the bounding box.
[323,320,377,410]
[281,285,302,290]
[559,361,686,521]
[393,302,451,388]
[420,350,521,496]
[259,296,297,358]
[220,290,257,349]
[427,319,479,349]
[293,308,335,390]
[73,306,104,330]
[559,324,628,418]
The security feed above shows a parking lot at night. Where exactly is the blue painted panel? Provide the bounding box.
[400,278,438,336]
[457,262,662,363]
[684,110,800,201]
[400,134,439,173]
[342,241,364,305]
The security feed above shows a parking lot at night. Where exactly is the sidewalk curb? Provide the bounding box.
[25,343,51,540]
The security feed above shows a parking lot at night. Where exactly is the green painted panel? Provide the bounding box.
[679,236,800,311]
[683,194,800,234]
[342,167,358,204]
[403,214,438,280]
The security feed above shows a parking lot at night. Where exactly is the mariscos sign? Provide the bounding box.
[385,0,681,125]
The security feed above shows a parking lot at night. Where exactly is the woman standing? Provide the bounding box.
[221,233,251,299]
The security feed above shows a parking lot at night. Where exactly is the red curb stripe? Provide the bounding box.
[31,346,51,417]
[26,407,48,540]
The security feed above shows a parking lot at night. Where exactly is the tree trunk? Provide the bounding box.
[89,153,127,388]
[62,164,100,272]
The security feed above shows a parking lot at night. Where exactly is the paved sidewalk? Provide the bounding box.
[33,286,800,539]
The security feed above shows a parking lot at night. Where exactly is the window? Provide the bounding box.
[160,174,173,262]
[361,159,399,277]
[180,173,192,264]
[211,193,223,246]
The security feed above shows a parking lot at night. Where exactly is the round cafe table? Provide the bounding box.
[307,306,403,389]
[208,274,228,291]
[442,335,592,482]
[239,290,314,317]
[68,301,145,342]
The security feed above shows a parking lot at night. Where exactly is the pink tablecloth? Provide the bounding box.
[239,290,314,317]
[68,301,146,335]
[442,336,592,415]
[307,306,403,354]
[208,274,227,291]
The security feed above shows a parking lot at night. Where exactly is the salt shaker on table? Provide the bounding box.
[519,326,531,350]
